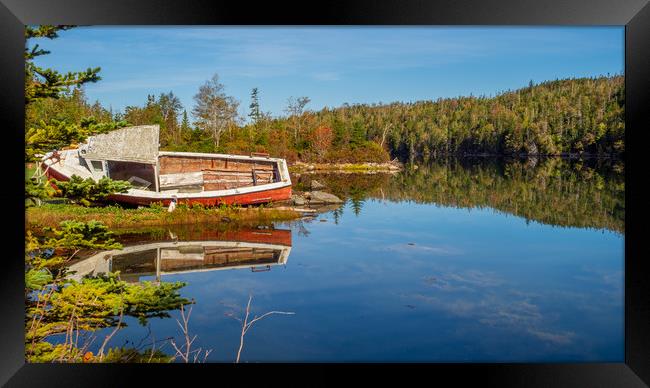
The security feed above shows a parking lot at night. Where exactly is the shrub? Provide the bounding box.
[325,141,390,163]
[54,175,132,206]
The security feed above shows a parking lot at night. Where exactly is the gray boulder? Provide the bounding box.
[310,180,325,190]
[292,195,306,206]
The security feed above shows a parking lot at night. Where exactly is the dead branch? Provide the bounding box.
[170,303,212,363]
[97,307,124,361]
[232,294,295,363]
[380,123,392,148]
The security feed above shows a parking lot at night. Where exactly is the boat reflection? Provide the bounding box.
[68,228,292,283]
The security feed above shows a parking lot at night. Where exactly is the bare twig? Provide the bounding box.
[60,293,81,362]
[380,123,392,148]
[28,287,56,355]
[97,307,124,361]
[232,294,295,363]
[202,349,213,363]
[170,303,212,363]
[135,324,152,351]
[78,334,97,359]
[148,331,157,363]
[74,316,80,350]
[65,248,82,264]
[137,336,174,352]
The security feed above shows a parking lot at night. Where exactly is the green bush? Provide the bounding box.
[54,175,131,206]
[25,176,57,207]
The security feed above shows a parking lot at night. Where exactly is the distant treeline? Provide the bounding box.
[256,75,624,162]
[298,157,625,234]
[26,75,624,163]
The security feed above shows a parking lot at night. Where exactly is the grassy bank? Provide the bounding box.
[26,203,301,230]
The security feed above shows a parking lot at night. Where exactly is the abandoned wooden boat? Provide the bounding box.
[67,228,292,283]
[41,124,292,206]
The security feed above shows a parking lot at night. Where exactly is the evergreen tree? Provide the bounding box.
[181,110,191,132]
[350,121,366,149]
[25,26,101,105]
[24,26,132,161]
[249,87,262,124]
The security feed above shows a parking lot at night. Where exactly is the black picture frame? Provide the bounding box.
[1,0,648,386]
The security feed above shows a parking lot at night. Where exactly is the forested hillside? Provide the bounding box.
[26,75,624,163]
[244,75,624,162]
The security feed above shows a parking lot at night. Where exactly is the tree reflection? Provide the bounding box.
[295,157,624,233]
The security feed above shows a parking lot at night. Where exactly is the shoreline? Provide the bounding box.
[286,153,623,173]
[26,203,303,230]
[289,161,403,174]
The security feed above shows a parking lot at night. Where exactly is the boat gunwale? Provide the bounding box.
[158,150,286,164]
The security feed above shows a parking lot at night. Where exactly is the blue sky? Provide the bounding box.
[31,26,624,122]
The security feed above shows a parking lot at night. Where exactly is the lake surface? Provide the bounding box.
[77,157,625,362]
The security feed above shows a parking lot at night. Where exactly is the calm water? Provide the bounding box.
[78,157,625,362]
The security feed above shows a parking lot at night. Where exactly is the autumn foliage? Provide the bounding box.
[309,126,334,161]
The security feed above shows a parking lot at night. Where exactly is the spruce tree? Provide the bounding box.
[249,87,261,124]
[181,110,191,132]
[180,110,191,143]
[25,25,101,105]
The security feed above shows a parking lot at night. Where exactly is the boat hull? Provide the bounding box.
[42,161,292,206]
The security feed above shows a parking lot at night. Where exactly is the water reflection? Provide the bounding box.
[62,157,623,362]
[69,228,292,283]
[293,157,624,233]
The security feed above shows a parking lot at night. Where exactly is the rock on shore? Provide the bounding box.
[291,195,306,206]
[310,180,325,190]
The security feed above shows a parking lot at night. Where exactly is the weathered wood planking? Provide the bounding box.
[150,155,278,190]
[159,172,203,188]
[201,167,275,173]
[202,170,274,178]
[159,155,275,174]
[203,248,277,262]
[202,170,273,190]
[160,250,203,260]
[160,169,273,191]
[203,174,274,182]
[159,249,277,270]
